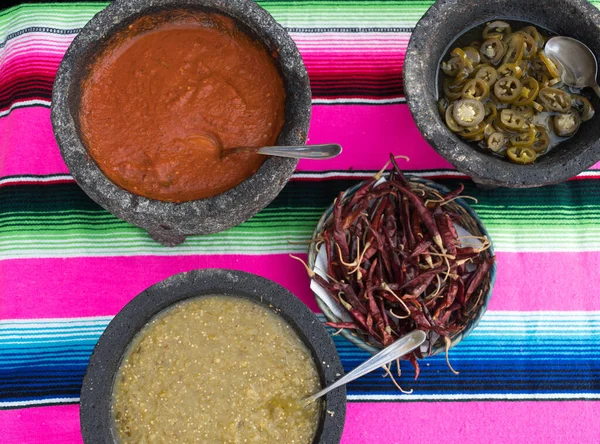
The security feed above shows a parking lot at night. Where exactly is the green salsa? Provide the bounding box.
[112,296,322,443]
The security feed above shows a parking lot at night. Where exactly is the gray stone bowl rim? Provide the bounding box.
[404,0,600,187]
[79,268,347,444]
[51,0,311,244]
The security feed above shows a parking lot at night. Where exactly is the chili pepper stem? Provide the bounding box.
[440,195,479,206]
[374,161,392,181]
[444,336,460,375]
[428,274,443,300]
[433,234,445,252]
[427,251,457,261]
[381,282,412,318]
[389,308,411,320]
[289,254,315,278]
[374,155,411,180]
[382,363,413,394]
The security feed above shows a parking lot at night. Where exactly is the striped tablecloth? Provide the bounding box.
[2,1,600,442]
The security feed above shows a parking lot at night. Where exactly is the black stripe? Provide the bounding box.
[0,375,84,381]
[0,27,80,49]
[0,92,52,110]
[6,179,600,216]
[0,82,55,102]
[0,388,81,398]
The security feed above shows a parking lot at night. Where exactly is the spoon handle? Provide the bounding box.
[306,330,426,403]
[257,144,342,159]
[592,83,600,100]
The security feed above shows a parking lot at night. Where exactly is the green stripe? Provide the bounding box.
[2,1,600,36]
[2,179,600,256]
[0,2,421,35]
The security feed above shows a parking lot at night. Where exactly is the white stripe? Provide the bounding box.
[0,248,307,260]
[3,392,599,408]
[0,316,113,325]
[485,310,600,317]
[576,170,600,177]
[2,312,600,330]
[2,170,598,185]
[348,393,600,401]
[0,237,310,246]
[0,175,73,186]
[0,327,106,335]
[0,397,80,408]
[292,170,467,179]
[0,99,50,117]
[0,332,104,340]
[2,338,103,345]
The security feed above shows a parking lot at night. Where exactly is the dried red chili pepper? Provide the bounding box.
[298,158,495,384]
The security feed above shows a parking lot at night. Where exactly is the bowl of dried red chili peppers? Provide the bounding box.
[299,155,496,380]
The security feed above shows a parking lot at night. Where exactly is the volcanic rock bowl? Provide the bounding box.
[51,0,311,246]
[404,0,600,188]
[80,269,346,443]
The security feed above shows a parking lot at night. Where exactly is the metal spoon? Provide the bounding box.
[221,143,342,160]
[305,330,426,403]
[545,36,600,98]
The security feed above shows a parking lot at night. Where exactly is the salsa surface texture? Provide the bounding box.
[112,296,322,443]
[79,11,286,202]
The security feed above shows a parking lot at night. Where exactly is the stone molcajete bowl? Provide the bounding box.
[404,0,600,188]
[51,0,311,246]
[80,269,346,443]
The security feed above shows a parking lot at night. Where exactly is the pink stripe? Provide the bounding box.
[2,104,600,177]
[0,107,69,177]
[0,52,63,74]
[0,405,83,444]
[0,105,453,178]
[300,104,453,171]
[487,251,600,312]
[0,255,319,319]
[2,251,600,320]
[1,401,599,444]
[342,402,600,443]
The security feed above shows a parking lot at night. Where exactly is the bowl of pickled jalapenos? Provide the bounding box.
[439,21,595,165]
[404,0,600,187]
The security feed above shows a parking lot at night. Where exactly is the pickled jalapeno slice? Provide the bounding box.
[482,21,512,39]
[497,63,523,79]
[480,38,506,65]
[462,79,491,100]
[513,77,540,106]
[487,132,506,152]
[510,124,536,147]
[538,87,572,112]
[474,65,498,86]
[531,126,551,153]
[572,95,595,121]
[499,108,529,132]
[552,109,581,137]
[507,146,537,164]
[445,104,462,132]
[453,99,486,126]
[494,76,522,103]
[502,34,525,65]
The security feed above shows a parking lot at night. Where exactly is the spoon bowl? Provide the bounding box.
[221,143,343,160]
[545,36,600,97]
